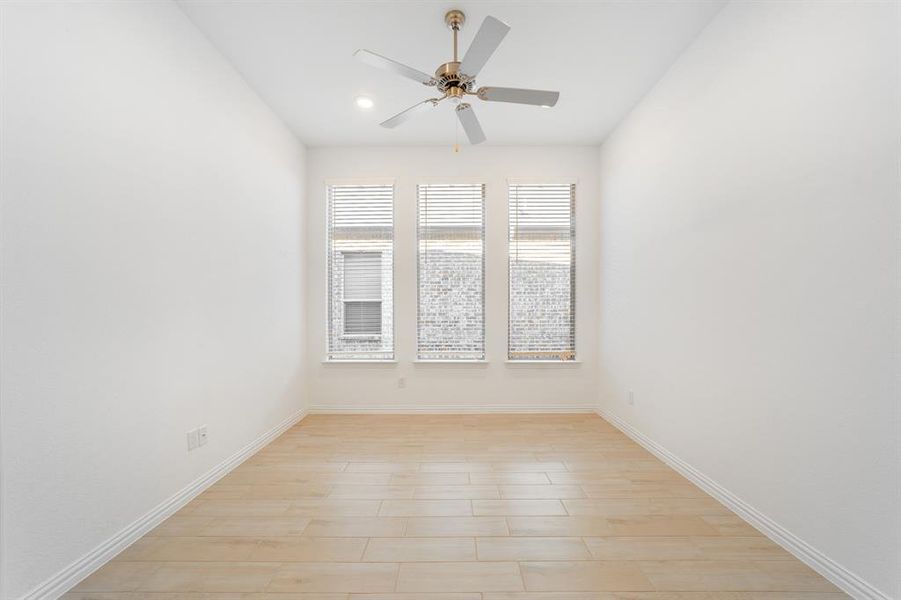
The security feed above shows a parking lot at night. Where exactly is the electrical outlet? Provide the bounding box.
[186,429,199,451]
[398,377,406,389]
[198,425,208,447]
[628,390,635,406]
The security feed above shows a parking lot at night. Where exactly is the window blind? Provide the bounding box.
[342,252,382,336]
[417,183,485,360]
[327,184,393,360]
[508,183,575,361]
[343,301,381,336]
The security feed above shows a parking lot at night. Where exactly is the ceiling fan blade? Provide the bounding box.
[354,49,435,85]
[380,99,436,128]
[477,87,560,107]
[456,103,486,145]
[459,16,510,78]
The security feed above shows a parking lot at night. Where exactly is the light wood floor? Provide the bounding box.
[65,414,847,599]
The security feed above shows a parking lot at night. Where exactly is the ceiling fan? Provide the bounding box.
[354,9,560,145]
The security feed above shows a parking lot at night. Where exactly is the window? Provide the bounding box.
[327,184,393,360]
[342,252,382,336]
[417,183,485,360]
[508,182,576,361]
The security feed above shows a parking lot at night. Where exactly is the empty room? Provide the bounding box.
[1,1,898,599]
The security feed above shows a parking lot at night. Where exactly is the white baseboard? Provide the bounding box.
[309,404,598,414]
[595,407,891,600]
[19,407,308,600]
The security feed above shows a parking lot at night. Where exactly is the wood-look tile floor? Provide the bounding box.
[64,414,848,599]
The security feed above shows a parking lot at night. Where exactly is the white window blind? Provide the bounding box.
[342,252,382,336]
[327,184,393,360]
[417,183,485,360]
[508,183,576,361]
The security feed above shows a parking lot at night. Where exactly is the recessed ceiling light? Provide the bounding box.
[355,96,374,110]
[540,105,551,109]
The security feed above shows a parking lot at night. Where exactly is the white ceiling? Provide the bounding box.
[178,1,724,146]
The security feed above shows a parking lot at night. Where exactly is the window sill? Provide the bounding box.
[505,360,582,365]
[413,360,489,365]
[322,359,397,364]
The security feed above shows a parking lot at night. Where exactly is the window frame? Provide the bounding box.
[325,180,395,361]
[506,179,577,362]
[415,182,487,361]
[340,251,384,339]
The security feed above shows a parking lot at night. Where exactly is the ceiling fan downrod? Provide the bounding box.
[435,10,474,102]
[445,9,465,63]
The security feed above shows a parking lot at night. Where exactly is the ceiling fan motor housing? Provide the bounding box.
[435,61,474,96]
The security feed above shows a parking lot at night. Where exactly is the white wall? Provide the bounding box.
[305,146,599,412]
[0,2,307,597]
[598,1,900,598]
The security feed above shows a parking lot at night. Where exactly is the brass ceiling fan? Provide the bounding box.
[354,9,560,145]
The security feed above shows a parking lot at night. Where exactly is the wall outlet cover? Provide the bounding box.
[186,429,199,451]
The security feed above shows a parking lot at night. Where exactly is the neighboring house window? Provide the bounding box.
[508,182,576,361]
[342,252,382,336]
[327,184,393,360]
[417,183,485,360]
